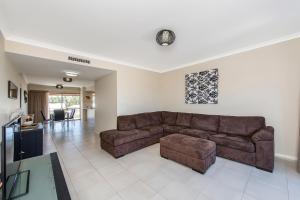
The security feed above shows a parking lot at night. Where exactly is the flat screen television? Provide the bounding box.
[8,81,18,99]
[1,116,30,199]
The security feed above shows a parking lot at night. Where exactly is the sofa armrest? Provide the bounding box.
[251,126,274,143]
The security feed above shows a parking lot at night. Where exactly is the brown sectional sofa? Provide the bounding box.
[100,111,274,172]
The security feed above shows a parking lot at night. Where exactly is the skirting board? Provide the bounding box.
[275,153,297,161]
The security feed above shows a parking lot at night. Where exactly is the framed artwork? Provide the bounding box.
[24,90,28,103]
[185,68,218,104]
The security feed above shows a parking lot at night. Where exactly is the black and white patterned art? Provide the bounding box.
[185,69,218,104]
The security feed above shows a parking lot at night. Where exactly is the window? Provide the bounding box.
[48,93,81,119]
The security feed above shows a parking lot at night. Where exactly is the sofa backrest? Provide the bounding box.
[176,112,192,127]
[135,113,151,128]
[190,114,219,132]
[148,112,162,125]
[117,115,136,131]
[219,116,265,136]
[162,111,178,125]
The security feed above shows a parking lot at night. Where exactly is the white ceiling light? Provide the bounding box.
[65,71,79,77]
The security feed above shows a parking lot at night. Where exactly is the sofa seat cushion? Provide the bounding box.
[163,124,185,134]
[101,129,151,146]
[160,134,216,159]
[179,129,214,139]
[141,125,164,135]
[209,134,255,153]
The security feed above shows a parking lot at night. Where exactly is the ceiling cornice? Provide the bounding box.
[4,32,300,74]
[160,31,300,73]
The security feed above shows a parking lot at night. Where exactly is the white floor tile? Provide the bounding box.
[150,194,167,200]
[242,194,259,200]
[105,169,139,191]
[202,180,243,200]
[186,174,214,192]
[250,168,288,192]
[119,181,156,200]
[76,181,116,200]
[107,194,123,200]
[195,194,211,200]
[95,161,125,177]
[159,181,201,200]
[144,170,175,192]
[212,166,250,191]
[245,178,288,200]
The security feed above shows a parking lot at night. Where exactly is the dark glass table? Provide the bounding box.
[3,153,71,200]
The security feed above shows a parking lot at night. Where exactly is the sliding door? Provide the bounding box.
[48,93,81,119]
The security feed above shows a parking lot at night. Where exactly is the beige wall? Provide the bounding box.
[298,90,300,171]
[0,31,27,128]
[160,38,300,160]
[117,67,161,115]
[95,72,117,132]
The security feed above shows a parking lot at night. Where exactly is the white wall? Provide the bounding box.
[95,72,117,132]
[160,38,300,160]
[0,31,27,128]
[117,67,161,115]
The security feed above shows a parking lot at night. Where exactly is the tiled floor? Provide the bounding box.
[43,120,300,200]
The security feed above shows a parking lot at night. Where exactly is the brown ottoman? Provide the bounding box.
[160,134,216,174]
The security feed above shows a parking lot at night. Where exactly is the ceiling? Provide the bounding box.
[1,0,300,72]
[7,53,112,87]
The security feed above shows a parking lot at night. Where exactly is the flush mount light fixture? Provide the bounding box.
[156,29,176,46]
[56,84,63,89]
[65,71,79,77]
[63,77,73,82]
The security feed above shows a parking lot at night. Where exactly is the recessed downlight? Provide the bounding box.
[56,84,63,89]
[65,71,79,77]
[63,77,73,82]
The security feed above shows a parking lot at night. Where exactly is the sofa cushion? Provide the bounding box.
[101,129,151,146]
[209,134,255,153]
[162,111,178,125]
[219,116,265,136]
[117,115,136,131]
[190,114,219,132]
[135,113,151,128]
[141,125,164,136]
[163,124,185,134]
[176,112,192,127]
[149,112,162,125]
[179,128,213,139]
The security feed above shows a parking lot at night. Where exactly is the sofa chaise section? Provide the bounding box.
[100,113,164,158]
